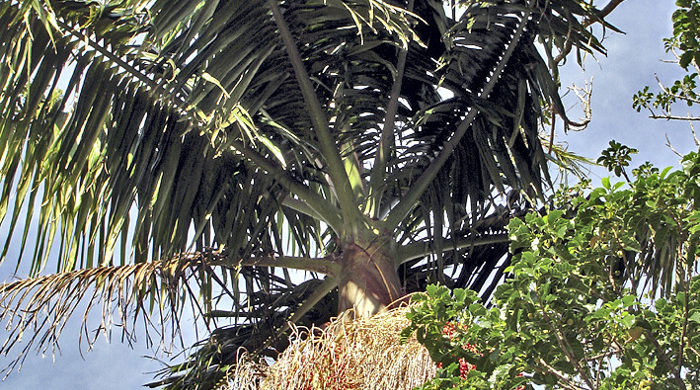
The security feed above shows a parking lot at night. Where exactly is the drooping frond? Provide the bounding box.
[147,277,339,389]
[0,249,229,375]
[0,246,342,378]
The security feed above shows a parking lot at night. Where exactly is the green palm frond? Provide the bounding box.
[0,0,625,388]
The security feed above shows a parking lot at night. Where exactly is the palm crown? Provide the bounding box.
[0,0,620,388]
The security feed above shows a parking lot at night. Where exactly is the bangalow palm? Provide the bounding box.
[0,0,623,388]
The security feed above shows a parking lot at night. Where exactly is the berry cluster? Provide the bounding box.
[439,321,524,389]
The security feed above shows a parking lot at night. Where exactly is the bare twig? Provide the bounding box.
[598,0,627,19]
[586,343,622,361]
[689,344,700,359]
[650,114,700,121]
[567,80,594,129]
[691,122,700,146]
[665,134,684,158]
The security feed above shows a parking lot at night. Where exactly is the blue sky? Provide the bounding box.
[0,0,695,389]
[561,0,697,174]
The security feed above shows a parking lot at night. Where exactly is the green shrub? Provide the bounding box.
[404,151,700,390]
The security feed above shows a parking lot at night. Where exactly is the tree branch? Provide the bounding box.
[536,358,588,390]
[384,2,535,229]
[539,293,597,390]
[0,252,228,374]
[53,19,199,121]
[55,20,158,90]
[643,329,686,388]
[268,1,363,226]
[649,114,700,121]
[679,277,689,372]
[654,73,700,105]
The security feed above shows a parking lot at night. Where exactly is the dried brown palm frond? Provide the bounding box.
[0,249,230,376]
[216,303,436,390]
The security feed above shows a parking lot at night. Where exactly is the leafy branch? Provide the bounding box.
[405,151,700,389]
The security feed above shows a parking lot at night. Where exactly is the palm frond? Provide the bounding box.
[0,0,622,388]
[373,0,610,297]
[0,249,227,375]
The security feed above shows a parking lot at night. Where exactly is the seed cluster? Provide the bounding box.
[439,321,524,389]
[221,305,437,390]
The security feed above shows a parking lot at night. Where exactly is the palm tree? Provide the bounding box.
[0,0,623,388]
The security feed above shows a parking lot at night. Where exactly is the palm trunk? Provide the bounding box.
[337,231,404,317]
